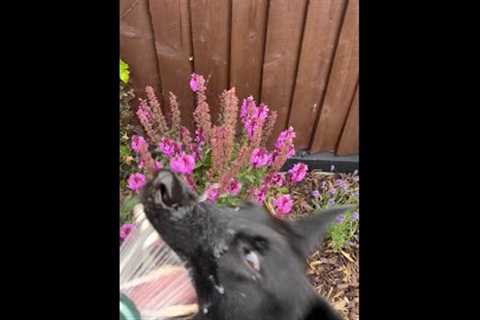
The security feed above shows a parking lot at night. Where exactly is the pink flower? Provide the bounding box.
[190,73,200,92]
[287,145,296,158]
[131,135,147,153]
[127,173,146,192]
[240,97,269,140]
[158,138,180,158]
[154,160,162,171]
[205,184,221,202]
[120,224,135,241]
[252,184,269,203]
[272,194,293,215]
[250,148,272,168]
[288,162,308,183]
[136,100,152,123]
[257,103,269,121]
[226,178,241,196]
[269,172,286,187]
[138,160,144,169]
[275,126,296,149]
[170,153,196,174]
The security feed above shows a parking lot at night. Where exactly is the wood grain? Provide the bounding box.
[261,0,308,145]
[288,0,347,150]
[230,0,268,102]
[149,0,195,130]
[336,84,359,155]
[190,0,231,122]
[310,0,359,152]
[120,0,162,104]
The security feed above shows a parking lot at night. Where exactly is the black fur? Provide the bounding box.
[142,170,350,320]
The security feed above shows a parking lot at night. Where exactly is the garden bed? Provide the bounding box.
[290,170,359,320]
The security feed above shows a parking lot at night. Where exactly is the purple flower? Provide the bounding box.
[288,162,308,183]
[336,214,345,224]
[170,153,196,175]
[120,224,135,241]
[250,148,272,168]
[240,96,255,121]
[131,135,147,153]
[205,184,221,202]
[226,178,241,196]
[159,138,180,158]
[275,127,296,149]
[335,179,349,191]
[327,198,336,208]
[269,172,286,187]
[127,173,146,192]
[272,194,293,216]
[190,73,200,92]
[312,190,321,198]
[352,211,359,221]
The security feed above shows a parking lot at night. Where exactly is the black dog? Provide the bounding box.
[142,170,350,320]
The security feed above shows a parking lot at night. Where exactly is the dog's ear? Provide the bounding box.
[289,206,354,258]
[303,296,343,320]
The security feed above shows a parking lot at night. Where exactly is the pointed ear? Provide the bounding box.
[290,206,354,258]
[303,297,343,320]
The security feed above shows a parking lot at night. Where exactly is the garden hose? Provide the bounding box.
[120,292,142,320]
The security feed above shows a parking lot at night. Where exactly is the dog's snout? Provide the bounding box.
[152,170,177,207]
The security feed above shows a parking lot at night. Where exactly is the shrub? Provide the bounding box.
[120,59,140,224]
[127,73,307,215]
[120,73,359,249]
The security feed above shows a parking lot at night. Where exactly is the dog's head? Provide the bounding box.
[142,170,349,320]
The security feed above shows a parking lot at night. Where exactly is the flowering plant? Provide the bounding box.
[125,73,309,216]
[308,171,359,251]
[119,59,141,226]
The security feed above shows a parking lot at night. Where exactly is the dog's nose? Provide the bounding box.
[153,170,178,207]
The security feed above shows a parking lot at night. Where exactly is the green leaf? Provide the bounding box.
[120,59,130,84]
[277,187,289,194]
[120,195,140,223]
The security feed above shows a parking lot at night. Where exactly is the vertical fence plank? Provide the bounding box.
[121,0,359,155]
[149,0,195,130]
[261,0,308,145]
[336,85,358,155]
[120,0,162,103]
[310,0,359,153]
[230,0,268,102]
[190,0,231,120]
[288,0,347,150]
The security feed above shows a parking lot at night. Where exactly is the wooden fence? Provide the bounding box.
[120,0,358,155]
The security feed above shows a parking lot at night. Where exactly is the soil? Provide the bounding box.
[291,170,359,320]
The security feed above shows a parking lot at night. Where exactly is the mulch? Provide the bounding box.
[290,170,359,320]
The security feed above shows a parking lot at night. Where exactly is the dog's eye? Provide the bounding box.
[243,248,260,272]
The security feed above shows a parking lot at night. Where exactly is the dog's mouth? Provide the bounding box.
[140,169,201,228]
[148,170,197,210]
